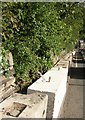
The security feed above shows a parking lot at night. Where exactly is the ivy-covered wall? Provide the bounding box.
[1,2,84,92]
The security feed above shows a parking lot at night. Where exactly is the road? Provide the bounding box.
[58,52,85,118]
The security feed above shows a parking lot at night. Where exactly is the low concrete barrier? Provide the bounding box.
[0,52,71,119]
[27,64,69,119]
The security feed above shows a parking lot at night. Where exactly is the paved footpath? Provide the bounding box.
[58,78,84,118]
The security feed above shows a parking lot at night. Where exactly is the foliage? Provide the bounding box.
[0,47,11,77]
[1,2,84,92]
[79,4,85,40]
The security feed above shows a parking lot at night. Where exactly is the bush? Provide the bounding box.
[1,2,84,93]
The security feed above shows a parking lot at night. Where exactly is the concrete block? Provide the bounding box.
[0,92,48,119]
[27,67,69,119]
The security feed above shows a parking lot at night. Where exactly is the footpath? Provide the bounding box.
[58,61,84,118]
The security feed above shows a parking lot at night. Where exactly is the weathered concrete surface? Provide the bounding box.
[0,92,48,119]
[0,86,16,103]
[28,67,68,95]
[27,66,69,119]
[0,76,15,91]
[0,76,15,103]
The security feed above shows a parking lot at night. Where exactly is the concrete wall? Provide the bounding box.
[27,53,72,119]
[27,66,69,119]
[53,72,68,119]
[0,52,72,119]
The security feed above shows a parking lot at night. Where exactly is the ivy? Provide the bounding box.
[1,2,84,93]
[0,47,10,77]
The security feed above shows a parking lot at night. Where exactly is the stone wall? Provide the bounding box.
[0,51,16,103]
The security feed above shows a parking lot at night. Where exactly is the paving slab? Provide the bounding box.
[58,80,84,118]
[58,60,84,118]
